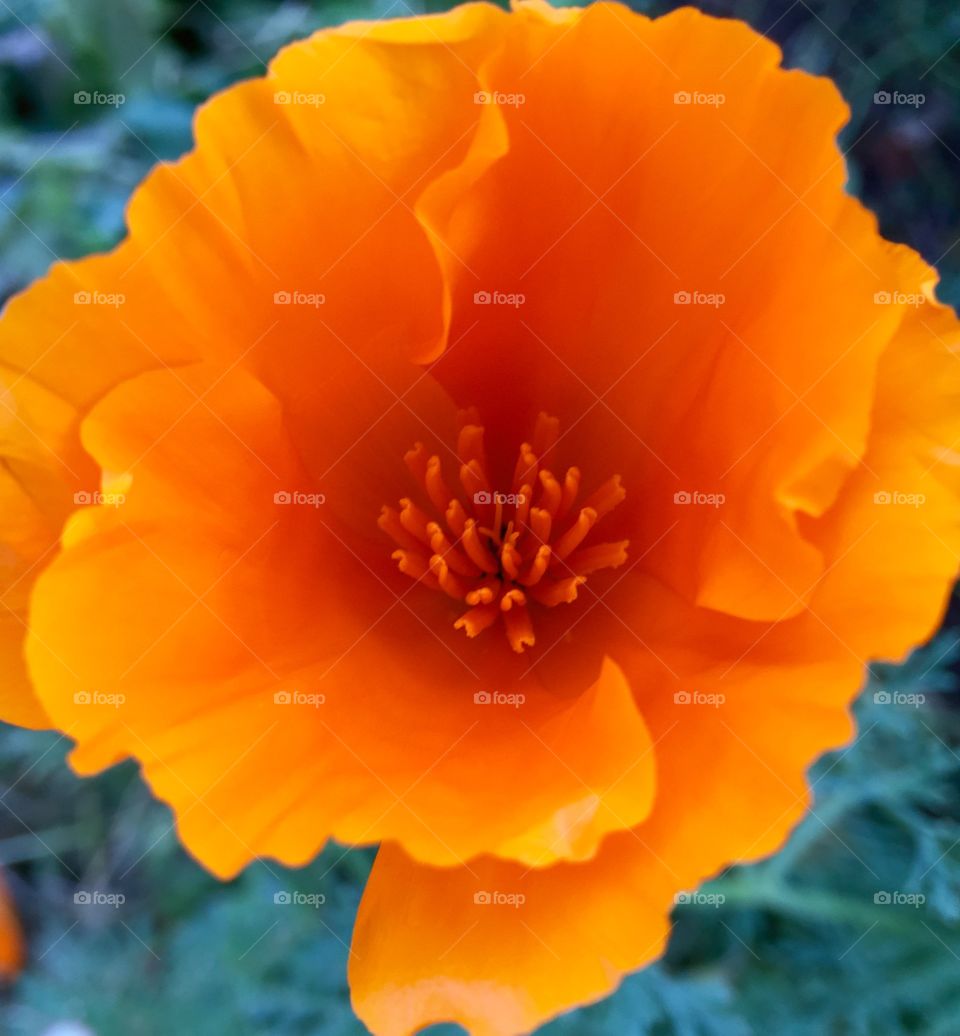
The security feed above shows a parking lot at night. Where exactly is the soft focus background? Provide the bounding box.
[1,0,960,1033]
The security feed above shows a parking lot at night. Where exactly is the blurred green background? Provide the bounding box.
[1,1,960,1033]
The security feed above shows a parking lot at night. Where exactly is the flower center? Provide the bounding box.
[379,411,628,653]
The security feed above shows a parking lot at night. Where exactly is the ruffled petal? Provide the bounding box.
[419,1,913,622]
[350,835,674,1036]
[808,276,960,660]
[0,0,514,739]
[26,365,655,875]
[349,565,866,1036]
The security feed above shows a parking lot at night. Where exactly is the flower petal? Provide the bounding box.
[26,365,655,875]
[350,834,674,1036]
[419,2,911,622]
[349,577,865,1036]
[0,0,513,739]
[603,574,861,885]
[809,280,960,660]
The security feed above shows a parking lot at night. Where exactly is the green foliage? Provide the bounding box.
[0,728,373,1034]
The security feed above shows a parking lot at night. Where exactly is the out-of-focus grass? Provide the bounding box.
[1,1,960,1034]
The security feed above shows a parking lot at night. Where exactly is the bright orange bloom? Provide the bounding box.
[2,2,959,1033]
[0,873,23,979]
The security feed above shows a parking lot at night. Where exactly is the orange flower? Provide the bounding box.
[0,873,23,979]
[2,2,960,1033]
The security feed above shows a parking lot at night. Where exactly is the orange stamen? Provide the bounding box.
[503,600,535,653]
[512,445,538,494]
[557,466,580,520]
[392,549,440,590]
[454,602,500,638]
[567,540,629,575]
[529,575,585,607]
[528,506,552,546]
[583,475,626,519]
[552,507,597,560]
[462,519,499,573]
[398,498,432,542]
[425,456,453,514]
[380,413,627,652]
[429,555,472,600]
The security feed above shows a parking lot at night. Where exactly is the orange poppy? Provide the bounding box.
[0,873,23,979]
[2,2,959,1033]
